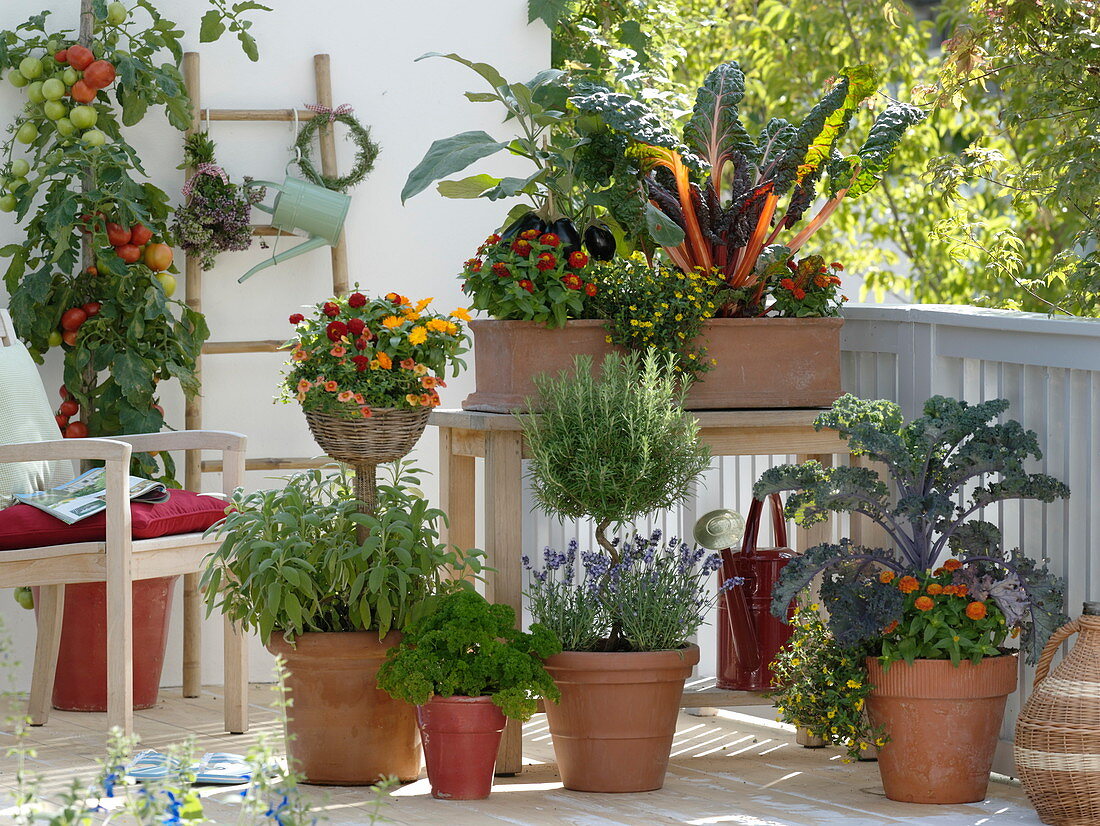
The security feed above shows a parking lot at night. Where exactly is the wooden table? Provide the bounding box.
[430,408,848,775]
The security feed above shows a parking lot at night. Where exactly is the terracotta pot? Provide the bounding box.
[33,576,176,711]
[461,318,843,412]
[417,695,507,800]
[542,644,700,793]
[866,654,1018,804]
[268,631,421,785]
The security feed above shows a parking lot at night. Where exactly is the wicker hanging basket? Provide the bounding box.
[304,407,430,465]
[1015,602,1100,826]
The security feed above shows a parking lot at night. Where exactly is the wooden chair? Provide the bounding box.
[0,309,249,736]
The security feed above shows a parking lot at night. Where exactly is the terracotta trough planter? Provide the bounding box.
[417,695,507,800]
[866,654,1018,804]
[268,631,421,785]
[462,318,843,413]
[542,644,700,793]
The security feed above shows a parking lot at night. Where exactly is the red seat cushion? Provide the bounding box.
[0,489,229,551]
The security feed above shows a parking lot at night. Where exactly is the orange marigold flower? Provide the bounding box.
[914,596,934,611]
[878,570,896,584]
[882,620,899,634]
[407,326,428,346]
[966,601,987,620]
[955,584,969,597]
[926,583,944,595]
[943,558,963,571]
[897,576,919,594]
[451,307,472,321]
[324,381,338,392]
[814,273,830,288]
[382,315,404,329]
[376,352,392,370]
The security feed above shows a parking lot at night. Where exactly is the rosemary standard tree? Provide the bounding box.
[755,394,1069,663]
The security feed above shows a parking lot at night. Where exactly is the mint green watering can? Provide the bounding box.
[239,177,351,283]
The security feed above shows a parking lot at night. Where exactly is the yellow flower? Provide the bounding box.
[403,310,421,321]
[827,710,835,719]
[382,315,404,329]
[846,679,862,689]
[426,318,450,333]
[415,297,434,312]
[450,307,472,321]
[854,698,864,711]
[408,326,428,345]
[405,393,420,406]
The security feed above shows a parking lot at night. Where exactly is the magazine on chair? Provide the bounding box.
[14,468,170,524]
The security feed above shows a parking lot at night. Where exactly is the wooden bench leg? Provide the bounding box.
[182,572,202,698]
[27,584,65,726]
[224,614,249,734]
[106,575,134,736]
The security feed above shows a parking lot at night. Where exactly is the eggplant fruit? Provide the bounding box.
[583,224,617,261]
[549,217,582,255]
[500,211,546,240]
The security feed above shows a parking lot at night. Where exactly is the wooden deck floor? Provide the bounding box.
[0,684,1041,825]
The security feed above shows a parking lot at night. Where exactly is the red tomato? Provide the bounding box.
[54,49,69,63]
[59,384,70,399]
[59,399,79,417]
[86,266,98,276]
[143,243,173,272]
[129,223,153,246]
[82,301,101,316]
[64,421,88,438]
[83,60,116,90]
[66,44,94,71]
[62,330,78,346]
[69,80,97,104]
[60,307,88,331]
[55,414,69,429]
[115,243,142,264]
[105,222,131,246]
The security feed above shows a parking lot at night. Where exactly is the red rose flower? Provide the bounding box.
[288,313,304,324]
[519,279,535,293]
[322,302,340,317]
[536,252,558,271]
[584,282,597,297]
[354,337,369,350]
[326,320,348,341]
[464,257,483,273]
[519,228,541,240]
[568,250,588,269]
[562,273,582,290]
[491,262,512,278]
[347,318,366,336]
[511,239,532,256]
[348,292,367,308]
[351,355,370,372]
[539,232,561,247]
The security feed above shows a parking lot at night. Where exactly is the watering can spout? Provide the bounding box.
[238,235,330,283]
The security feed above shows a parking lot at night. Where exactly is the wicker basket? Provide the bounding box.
[304,407,430,465]
[1016,602,1100,826]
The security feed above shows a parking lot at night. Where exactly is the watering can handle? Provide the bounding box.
[244,179,282,216]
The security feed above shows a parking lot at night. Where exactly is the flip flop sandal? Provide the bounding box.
[126,750,175,782]
[193,752,252,785]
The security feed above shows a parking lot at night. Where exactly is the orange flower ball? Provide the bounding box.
[944,558,963,572]
[926,583,944,595]
[966,601,988,620]
[898,575,919,594]
[914,596,935,612]
[878,570,896,584]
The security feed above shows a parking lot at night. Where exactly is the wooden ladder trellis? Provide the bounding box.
[178,52,350,696]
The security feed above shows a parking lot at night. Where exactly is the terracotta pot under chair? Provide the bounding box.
[268,631,421,785]
[866,654,1018,804]
[417,695,507,800]
[542,644,700,793]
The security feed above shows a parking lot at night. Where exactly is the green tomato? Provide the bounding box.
[13,587,34,610]
[10,159,30,178]
[18,56,43,80]
[0,194,16,213]
[107,1,128,24]
[61,67,79,86]
[43,100,67,121]
[15,122,39,145]
[82,128,107,147]
[70,105,97,129]
[26,81,45,104]
[156,272,177,297]
[47,331,63,347]
[42,77,65,101]
[7,70,28,88]
[7,177,29,193]
[55,117,75,137]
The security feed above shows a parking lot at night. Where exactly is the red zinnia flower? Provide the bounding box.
[465,257,483,273]
[568,250,588,269]
[325,320,348,342]
[385,292,407,305]
[539,232,561,247]
[491,262,511,278]
[347,318,366,336]
[288,313,304,324]
[351,355,370,372]
[511,239,532,256]
[780,278,795,290]
[536,252,558,271]
[562,273,582,290]
[831,262,844,271]
[348,292,367,308]
[793,288,807,300]
[484,233,501,245]
[519,279,535,293]
[519,228,541,240]
[322,302,340,317]
[584,282,597,296]
[354,337,369,350]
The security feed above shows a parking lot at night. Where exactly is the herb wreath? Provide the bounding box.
[294,109,379,192]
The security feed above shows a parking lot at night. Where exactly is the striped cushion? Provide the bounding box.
[0,339,75,506]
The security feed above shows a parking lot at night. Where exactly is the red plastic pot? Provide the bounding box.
[33,576,177,711]
[417,695,506,800]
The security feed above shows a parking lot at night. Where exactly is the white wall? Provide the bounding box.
[0,0,549,690]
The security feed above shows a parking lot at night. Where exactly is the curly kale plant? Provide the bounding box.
[376,589,561,721]
[755,394,1069,663]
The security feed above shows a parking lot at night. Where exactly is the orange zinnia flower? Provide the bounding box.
[966,601,987,620]
[914,596,934,611]
[882,620,899,634]
[897,576,919,594]
[926,583,944,595]
[878,570,896,584]
[943,558,962,572]
[376,352,392,370]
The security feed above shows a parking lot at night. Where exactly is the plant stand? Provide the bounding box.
[429,407,852,775]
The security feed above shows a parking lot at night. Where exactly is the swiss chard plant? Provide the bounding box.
[572,61,926,316]
[754,394,1069,664]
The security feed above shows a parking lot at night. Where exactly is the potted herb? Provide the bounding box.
[520,350,734,793]
[755,393,1069,804]
[202,462,482,785]
[377,589,561,800]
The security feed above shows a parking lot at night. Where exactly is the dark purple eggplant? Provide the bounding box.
[583,224,617,261]
[500,211,546,240]
[549,217,582,255]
